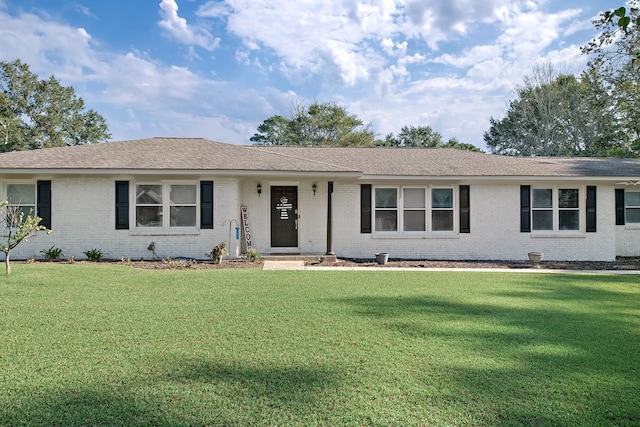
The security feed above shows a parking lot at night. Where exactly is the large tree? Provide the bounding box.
[379,125,482,152]
[484,62,620,156]
[0,59,111,152]
[251,102,376,146]
[580,3,640,156]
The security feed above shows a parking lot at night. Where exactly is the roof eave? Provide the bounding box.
[0,168,363,178]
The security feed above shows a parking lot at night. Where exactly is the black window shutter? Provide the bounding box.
[615,188,625,225]
[586,186,597,232]
[520,185,531,232]
[361,184,372,233]
[37,180,52,229]
[200,181,214,229]
[459,185,470,233]
[115,181,129,230]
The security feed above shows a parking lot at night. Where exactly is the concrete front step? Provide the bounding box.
[261,254,337,262]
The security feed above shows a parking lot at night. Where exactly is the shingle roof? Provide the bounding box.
[252,145,640,178]
[0,138,358,174]
[1,137,640,178]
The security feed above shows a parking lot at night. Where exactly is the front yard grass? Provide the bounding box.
[1,264,639,426]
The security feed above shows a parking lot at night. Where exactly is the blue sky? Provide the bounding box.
[0,0,620,149]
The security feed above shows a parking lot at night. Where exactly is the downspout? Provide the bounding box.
[326,181,334,255]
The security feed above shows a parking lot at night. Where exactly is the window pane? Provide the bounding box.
[404,210,425,231]
[136,185,162,204]
[170,206,196,227]
[403,188,425,208]
[170,185,196,204]
[532,189,552,208]
[432,210,453,231]
[7,184,35,204]
[4,206,35,226]
[532,210,553,230]
[559,189,579,208]
[559,210,579,230]
[375,188,397,208]
[375,210,397,231]
[136,206,162,227]
[625,191,640,207]
[626,208,640,223]
[432,189,453,208]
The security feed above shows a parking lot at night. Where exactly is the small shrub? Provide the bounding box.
[245,247,261,262]
[40,246,63,261]
[84,248,103,262]
[206,241,227,264]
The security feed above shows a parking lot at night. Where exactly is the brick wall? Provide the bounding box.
[1,176,636,262]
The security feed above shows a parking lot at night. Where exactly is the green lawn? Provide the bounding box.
[1,264,639,426]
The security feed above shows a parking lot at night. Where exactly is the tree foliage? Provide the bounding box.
[582,4,640,66]
[251,102,481,151]
[380,125,482,151]
[0,59,111,153]
[484,62,623,156]
[251,102,376,146]
[578,3,640,156]
[0,200,50,275]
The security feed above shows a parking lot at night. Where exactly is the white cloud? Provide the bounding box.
[75,5,96,19]
[0,0,608,150]
[158,0,220,50]
[196,1,233,18]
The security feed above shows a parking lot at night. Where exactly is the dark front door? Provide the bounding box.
[271,186,298,247]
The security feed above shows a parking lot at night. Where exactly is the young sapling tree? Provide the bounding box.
[0,200,50,275]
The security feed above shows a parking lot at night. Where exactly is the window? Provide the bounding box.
[169,184,196,227]
[373,186,455,233]
[532,189,553,230]
[625,191,640,223]
[558,189,579,230]
[135,183,197,228]
[403,188,425,231]
[375,188,397,231]
[530,188,580,231]
[432,188,454,231]
[6,184,36,220]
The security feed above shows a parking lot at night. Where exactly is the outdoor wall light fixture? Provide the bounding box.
[312,183,317,196]
[257,183,262,196]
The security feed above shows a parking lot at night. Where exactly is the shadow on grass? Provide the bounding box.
[1,361,342,426]
[0,388,176,426]
[333,274,640,426]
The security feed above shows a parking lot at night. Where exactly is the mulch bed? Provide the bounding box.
[307,257,640,270]
[17,257,640,270]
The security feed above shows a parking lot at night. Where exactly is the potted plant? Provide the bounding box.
[528,252,544,268]
[375,252,389,265]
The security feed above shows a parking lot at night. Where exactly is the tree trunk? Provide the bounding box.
[5,253,11,275]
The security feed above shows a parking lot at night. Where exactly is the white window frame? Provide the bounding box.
[3,181,37,224]
[133,181,199,230]
[373,185,456,234]
[625,191,640,224]
[531,187,581,232]
[431,188,455,233]
[403,187,426,232]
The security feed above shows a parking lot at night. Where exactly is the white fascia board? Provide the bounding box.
[359,175,639,183]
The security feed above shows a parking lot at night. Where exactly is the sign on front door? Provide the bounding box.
[271,186,298,247]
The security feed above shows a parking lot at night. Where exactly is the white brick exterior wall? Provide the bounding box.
[1,175,638,261]
[332,181,623,261]
[2,176,239,261]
